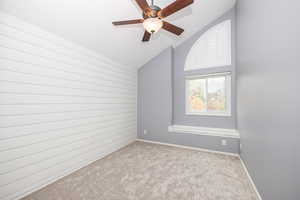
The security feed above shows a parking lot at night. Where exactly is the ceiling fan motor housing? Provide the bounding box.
[143,5,161,18]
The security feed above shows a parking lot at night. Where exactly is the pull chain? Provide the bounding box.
[151,0,154,6]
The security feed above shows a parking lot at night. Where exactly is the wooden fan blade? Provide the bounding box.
[162,21,184,35]
[112,19,144,25]
[158,0,194,18]
[135,0,150,11]
[142,31,151,42]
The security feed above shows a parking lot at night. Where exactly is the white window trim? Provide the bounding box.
[185,72,232,117]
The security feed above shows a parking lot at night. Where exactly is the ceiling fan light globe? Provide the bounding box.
[143,18,163,34]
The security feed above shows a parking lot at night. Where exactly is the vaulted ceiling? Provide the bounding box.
[0,0,236,68]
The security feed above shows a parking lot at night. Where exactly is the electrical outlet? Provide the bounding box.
[143,129,148,135]
[221,139,227,146]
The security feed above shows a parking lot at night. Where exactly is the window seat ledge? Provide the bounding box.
[168,125,240,139]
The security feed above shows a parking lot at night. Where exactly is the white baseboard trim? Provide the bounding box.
[8,139,135,200]
[239,156,263,200]
[136,139,239,157]
[168,125,240,139]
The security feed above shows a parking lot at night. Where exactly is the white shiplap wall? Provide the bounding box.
[0,12,137,200]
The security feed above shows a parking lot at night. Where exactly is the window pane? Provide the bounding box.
[188,79,207,112]
[207,76,226,111]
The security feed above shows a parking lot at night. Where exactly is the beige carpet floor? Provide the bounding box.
[22,141,258,200]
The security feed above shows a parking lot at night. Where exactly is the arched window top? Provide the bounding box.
[185,20,231,71]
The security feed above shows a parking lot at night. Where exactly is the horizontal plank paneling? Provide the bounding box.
[0,20,135,74]
[0,119,136,151]
[0,11,137,200]
[0,127,136,178]
[0,66,137,89]
[0,57,136,83]
[0,104,136,115]
[0,76,136,95]
[0,114,136,139]
[1,135,135,199]
[0,111,135,130]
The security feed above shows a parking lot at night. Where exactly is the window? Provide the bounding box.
[185,20,231,71]
[186,72,231,116]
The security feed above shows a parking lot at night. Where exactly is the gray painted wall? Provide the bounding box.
[138,48,173,144]
[138,8,239,154]
[173,9,237,129]
[236,1,300,199]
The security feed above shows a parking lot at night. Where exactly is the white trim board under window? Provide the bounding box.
[168,125,239,139]
[185,72,231,116]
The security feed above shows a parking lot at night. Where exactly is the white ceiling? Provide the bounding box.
[0,0,236,68]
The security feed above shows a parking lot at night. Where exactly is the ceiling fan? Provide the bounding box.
[112,0,194,42]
